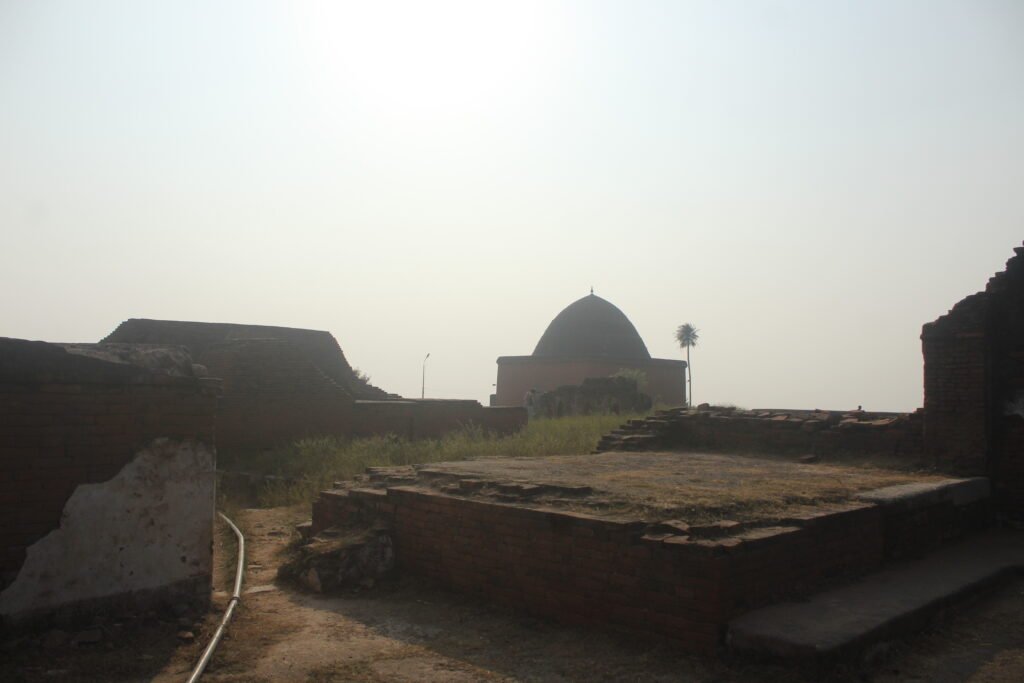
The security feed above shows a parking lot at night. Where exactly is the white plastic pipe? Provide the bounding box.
[187,512,245,683]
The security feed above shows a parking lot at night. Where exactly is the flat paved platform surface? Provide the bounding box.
[729,531,1024,659]
[403,451,945,524]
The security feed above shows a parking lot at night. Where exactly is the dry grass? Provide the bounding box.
[217,414,644,507]
[417,451,946,524]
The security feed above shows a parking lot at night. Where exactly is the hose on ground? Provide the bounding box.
[186,512,245,683]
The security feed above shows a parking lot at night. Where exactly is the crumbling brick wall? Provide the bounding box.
[201,339,358,451]
[661,410,923,458]
[103,320,527,452]
[921,293,992,473]
[204,339,524,450]
[922,242,1024,515]
[0,339,218,625]
[599,407,924,459]
[103,318,390,399]
[365,400,526,440]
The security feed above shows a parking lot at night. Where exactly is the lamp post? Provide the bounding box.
[421,353,430,399]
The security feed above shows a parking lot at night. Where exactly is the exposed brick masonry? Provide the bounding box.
[0,339,217,594]
[311,470,988,653]
[103,320,527,451]
[208,337,524,450]
[922,241,1024,515]
[597,406,923,459]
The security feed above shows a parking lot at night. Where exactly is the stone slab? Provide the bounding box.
[855,477,990,509]
[728,531,1024,659]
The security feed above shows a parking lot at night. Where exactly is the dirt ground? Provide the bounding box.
[3,504,1023,682]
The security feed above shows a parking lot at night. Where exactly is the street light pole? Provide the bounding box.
[421,353,430,399]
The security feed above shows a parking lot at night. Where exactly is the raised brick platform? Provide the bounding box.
[309,452,991,653]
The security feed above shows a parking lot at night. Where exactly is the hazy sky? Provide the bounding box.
[2,1,1022,411]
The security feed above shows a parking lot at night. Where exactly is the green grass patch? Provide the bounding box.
[219,413,641,507]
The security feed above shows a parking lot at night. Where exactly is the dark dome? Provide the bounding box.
[532,294,651,360]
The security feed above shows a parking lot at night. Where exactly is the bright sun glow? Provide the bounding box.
[290,1,560,119]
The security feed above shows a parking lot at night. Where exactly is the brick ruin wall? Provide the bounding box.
[596,242,1024,518]
[0,339,218,627]
[354,400,527,441]
[205,338,524,451]
[312,480,989,653]
[923,241,1024,516]
[103,318,392,399]
[200,338,357,451]
[104,321,527,452]
[658,409,923,460]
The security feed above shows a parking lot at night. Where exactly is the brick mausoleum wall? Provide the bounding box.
[923,242,1024,515]
[0,339,218,625]
[536,377,652,418]
[495,356,685,408]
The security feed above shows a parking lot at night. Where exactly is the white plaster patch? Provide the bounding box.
[0,438,215,619]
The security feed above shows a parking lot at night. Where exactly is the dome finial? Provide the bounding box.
[590,286,594,295]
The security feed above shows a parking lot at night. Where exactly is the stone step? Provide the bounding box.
[727,531,1024,660]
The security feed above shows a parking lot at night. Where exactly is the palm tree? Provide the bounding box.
[675,323,699,406]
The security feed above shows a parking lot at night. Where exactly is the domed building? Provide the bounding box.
[493,293,686,407]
